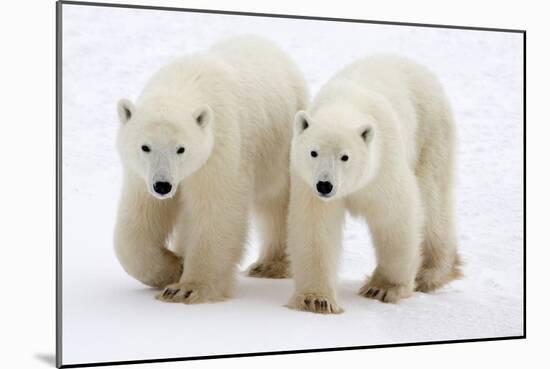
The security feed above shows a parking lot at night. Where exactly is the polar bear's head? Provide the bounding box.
[116,98,214,199]
[290,106,379,200]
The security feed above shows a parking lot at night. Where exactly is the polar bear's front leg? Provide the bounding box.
[286,178,345,314]
[114,178,182,288]
[158,181,249,304]
[360,185,422,303]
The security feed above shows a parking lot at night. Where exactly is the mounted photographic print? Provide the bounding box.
[56,1,525,367]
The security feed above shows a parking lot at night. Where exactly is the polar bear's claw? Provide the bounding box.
[157,282,224,304]
[287,293,343,314]
[162,288,180,298]
[359,275,412,303]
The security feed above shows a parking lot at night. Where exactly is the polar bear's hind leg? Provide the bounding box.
[247,183,291,279]
[415,112,462,292]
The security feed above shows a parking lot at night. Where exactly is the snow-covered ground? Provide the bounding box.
[60,4,524,366]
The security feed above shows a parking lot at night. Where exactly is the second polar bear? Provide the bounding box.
[114,36,307,303]
[287,55,461,314]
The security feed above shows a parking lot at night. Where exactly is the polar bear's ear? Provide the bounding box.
[192,105,212,129]
[359,125,374,144]
[294,111,311,136]
[117,99,135,124]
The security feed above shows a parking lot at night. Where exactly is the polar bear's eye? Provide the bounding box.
[310,151,318,158]
[177,147,185,155]
[141,145,151,153]
[341,155,349,162]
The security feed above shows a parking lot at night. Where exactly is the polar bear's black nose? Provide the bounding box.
[153,181,172,195]
[316,181,333,195]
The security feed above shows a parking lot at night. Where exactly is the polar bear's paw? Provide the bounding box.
[287,293,343,314]
[156,282,226,304]
[359,274,413,303]
[415,261,463,293]
[246,258,290,279]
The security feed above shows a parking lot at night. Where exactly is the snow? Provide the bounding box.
[60,4,524,366]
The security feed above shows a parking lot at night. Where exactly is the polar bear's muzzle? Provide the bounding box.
[313,160,338,199]
[147,154,178,199]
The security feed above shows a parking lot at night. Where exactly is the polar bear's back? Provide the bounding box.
[335,55,450,122]
[209,36,309,187]
[138,36,307,133]
[329,55,455,169]
[208,35,308,132]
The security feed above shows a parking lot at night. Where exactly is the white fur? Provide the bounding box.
[287,55,461,314]
[114,36,308,303]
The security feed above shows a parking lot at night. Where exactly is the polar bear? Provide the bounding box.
[287,55,461,314]
[114,36,308,303]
